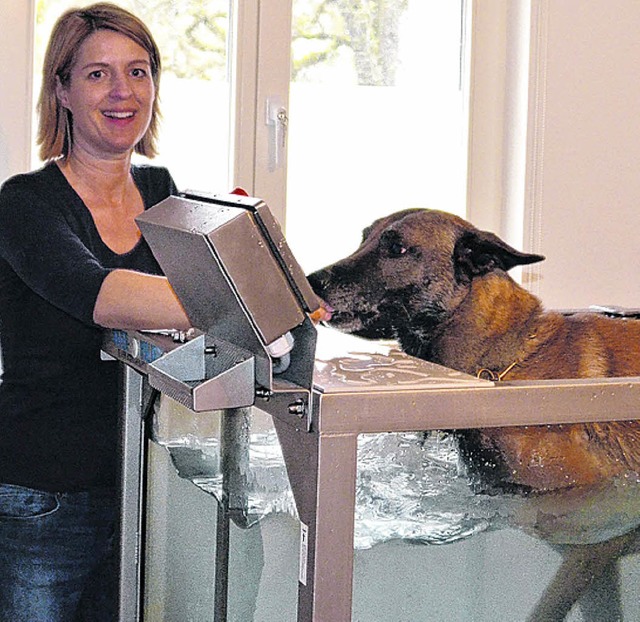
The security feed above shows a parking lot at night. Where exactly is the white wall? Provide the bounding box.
[523,0,640,309]
[0,3,33,182]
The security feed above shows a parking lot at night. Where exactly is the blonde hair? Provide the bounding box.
[37,2,162,161]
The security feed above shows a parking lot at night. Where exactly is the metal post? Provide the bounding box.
[273,415,359,621]
[214,494,230,622]
[117,364,148,622]
[214,408,252,621]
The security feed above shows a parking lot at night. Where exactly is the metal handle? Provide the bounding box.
[266,96,288,170]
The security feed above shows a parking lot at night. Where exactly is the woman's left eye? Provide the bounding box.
[131,68,147,78]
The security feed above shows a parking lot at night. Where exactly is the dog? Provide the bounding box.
[307,208,640,621]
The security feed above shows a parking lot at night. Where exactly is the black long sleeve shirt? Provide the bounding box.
[0,162,177,492]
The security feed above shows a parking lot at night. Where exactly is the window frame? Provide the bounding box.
[0,2,35,183]
[466,0,531,247]
[231,0,293,225]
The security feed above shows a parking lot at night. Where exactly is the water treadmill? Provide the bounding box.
[102,191,640,622]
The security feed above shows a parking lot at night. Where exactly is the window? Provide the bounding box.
[285,0,470,272]
[31,0,470,275]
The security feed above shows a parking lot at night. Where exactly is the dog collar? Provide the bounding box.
[476,360,519,382]
[476,332,539,382]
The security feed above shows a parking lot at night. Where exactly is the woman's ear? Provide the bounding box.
[55,75,70,109]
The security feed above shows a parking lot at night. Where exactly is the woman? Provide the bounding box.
[0,4,190,620]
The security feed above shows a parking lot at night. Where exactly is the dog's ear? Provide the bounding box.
[454,230,544,283]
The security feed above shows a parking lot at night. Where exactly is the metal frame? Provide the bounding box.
[115,330,640,621]
[108,191,640,620]
[117,366,148,621]
[259,367,640,621]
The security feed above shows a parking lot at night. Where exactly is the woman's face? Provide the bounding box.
[56,29,155,160]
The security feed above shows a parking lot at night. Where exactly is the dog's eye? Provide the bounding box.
[388,242,408,257]
[381,230,413,258]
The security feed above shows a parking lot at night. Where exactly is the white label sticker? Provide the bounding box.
[299,521,309,585]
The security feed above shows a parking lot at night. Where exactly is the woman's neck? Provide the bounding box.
[58,149,134,201]
[56,148,145,254]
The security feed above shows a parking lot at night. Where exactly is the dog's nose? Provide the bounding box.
[306,269,331,295]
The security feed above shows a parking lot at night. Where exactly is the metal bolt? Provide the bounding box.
[255,387,272,401]
[288,399,306,418]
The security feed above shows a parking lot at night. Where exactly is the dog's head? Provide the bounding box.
[307,209,544,349]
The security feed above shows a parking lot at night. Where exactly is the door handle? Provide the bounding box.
[266,97,288,171]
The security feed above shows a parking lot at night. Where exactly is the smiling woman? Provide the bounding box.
[37,6,161,162]
[31,0,234,198]
[0,4,191,620]
[54,30,156,254]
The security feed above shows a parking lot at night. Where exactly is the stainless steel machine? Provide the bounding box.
[103,190,321,620]
[103,192,640,622]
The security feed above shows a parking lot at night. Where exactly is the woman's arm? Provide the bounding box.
[93,269,191,330]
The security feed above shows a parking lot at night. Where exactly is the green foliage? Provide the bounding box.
[36,0,409,85]
[292,0,409,86]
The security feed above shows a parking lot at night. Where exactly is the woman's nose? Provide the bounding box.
[109,72,133,99]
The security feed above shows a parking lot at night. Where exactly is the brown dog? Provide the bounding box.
[307,208,640,620]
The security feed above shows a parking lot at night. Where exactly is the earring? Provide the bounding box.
[64,111,72,155]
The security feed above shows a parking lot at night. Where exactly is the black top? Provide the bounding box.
[0,162,177,492]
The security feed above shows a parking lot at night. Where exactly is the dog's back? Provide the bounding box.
[465,310,640,493]
[508,311,640,380]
